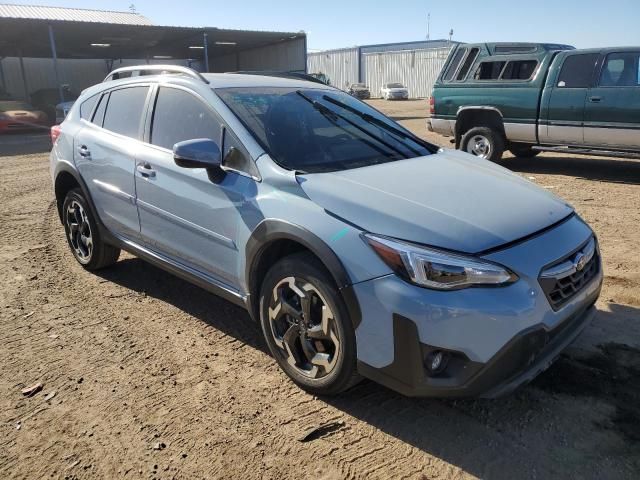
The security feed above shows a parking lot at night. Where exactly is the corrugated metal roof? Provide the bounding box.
[0,3,154,25]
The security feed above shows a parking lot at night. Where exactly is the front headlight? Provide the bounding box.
[363,234,517,290]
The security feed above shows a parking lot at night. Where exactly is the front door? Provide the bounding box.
[541,53,599,145]
[584,51,640,150]
[74,86,150,238]
[135,86,250,289]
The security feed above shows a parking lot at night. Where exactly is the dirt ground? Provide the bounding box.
[1,100,639,480]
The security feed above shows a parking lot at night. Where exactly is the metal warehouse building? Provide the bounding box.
[307,40,456,98]
[0,4,306,106]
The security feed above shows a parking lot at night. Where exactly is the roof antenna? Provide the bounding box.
[129,4,137,13]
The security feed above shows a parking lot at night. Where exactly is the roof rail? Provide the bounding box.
[103,65,209,84]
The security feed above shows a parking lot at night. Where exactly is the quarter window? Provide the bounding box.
[474,61,506,80]
[102,86,149,138]
[501,60,538,80]
[80,94,99,120]
[442,48,466,81]
[557,54,599,88]
[92,93,108,126]
[455,48,480,80]
[150,87,222,151]
[599,52,640,87]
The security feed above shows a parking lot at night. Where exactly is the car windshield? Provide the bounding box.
[0,101,34,112]
[386,83,405,88]
[216,87,433,173]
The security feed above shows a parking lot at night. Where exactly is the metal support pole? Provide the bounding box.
[0,57,6,92]
[48,24,64,104]
[18,50,29,101]
[203,32,209,72]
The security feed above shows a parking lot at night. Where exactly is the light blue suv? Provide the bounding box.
[50,65,602,397]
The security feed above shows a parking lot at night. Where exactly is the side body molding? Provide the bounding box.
[245,219,362,328]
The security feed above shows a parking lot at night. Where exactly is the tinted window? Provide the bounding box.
[102,87,148,138]
[80,94,99,120]
[502,60,538,80]
[217,87,432,173]
[442,48,466,81]
[92,93,108,126]
[150,87,222,151]
[474,61,506,80]
[557,54,599,88]
[599,52,640,87]
[456,48,479,80]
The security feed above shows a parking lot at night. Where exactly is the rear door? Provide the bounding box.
[135,85,253,289]
[584,51,640,149]
[74,85,150,238]
[541,52,599,145]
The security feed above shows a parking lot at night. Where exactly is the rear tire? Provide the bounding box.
[460,126,505,162]
[509,143,540,158]
[259,252,361,395]
[62,189,120,271]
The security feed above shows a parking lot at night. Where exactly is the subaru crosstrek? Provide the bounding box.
[50,65,602,397]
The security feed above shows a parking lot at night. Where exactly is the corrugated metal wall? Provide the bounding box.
[233,37,306,72]
[307,48,359,90]
[364,47,451,98]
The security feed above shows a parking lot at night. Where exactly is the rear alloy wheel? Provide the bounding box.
[259,253,360,395]
[62,189,120,270]
[461,126,505,162]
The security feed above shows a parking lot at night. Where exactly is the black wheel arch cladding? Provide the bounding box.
[245,219,362,328]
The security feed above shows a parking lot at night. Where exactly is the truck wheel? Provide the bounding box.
[461,127,504,162]
[259,252,361,396]
[509,143,540,158]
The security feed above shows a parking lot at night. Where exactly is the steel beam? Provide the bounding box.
[48,24,64,104]
[203,32,209,72]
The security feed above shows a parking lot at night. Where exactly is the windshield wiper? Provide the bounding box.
[296,91,409,159]
[321,95,433,156]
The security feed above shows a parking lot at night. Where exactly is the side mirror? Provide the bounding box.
[173,138,221,169]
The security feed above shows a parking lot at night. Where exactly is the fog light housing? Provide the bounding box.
[425,350,449,376]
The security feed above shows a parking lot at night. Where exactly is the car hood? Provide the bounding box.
[386,88,407,92]
[298,149,573,253]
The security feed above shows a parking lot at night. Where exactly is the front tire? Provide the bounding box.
[62,189,120,270]
[259,252,360,395]
[460,127,505,162]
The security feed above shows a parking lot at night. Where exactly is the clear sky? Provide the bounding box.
[4,0,640,50]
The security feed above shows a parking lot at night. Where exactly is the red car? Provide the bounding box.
[0,101,49,133]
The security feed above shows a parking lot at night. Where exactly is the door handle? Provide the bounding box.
[77,145,91,158]
[589,96,602,103]
[136,163,156,178]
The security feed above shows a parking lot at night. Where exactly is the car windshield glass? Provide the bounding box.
[386,83,404,88]
[216,87,433,173]
[0,101,34,112]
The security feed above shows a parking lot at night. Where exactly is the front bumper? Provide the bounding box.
[352,214,603,397]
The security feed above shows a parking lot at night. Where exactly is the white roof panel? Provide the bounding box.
[0,4,154,25]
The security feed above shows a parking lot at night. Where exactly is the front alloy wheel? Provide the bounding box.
[259,252,360,395]
[268,277,340,379]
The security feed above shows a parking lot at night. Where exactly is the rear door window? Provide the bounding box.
[92,93,108,126]
[599,52,640,87]
[150,87,222,151]
[501,60,538,80]
[102,86,149,138]
[442,48,466,81]
[557,54,599,88]
[474,61,506,80]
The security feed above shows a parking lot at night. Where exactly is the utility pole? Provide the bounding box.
[426,13,430,41]
[448,29,454,44]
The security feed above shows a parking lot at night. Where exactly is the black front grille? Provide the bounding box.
[539,239,600,310]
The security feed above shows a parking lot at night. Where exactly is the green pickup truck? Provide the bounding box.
[428,43,640,161]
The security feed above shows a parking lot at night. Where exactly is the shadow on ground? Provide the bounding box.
[98,257,640,478]
[497,154,640,185]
